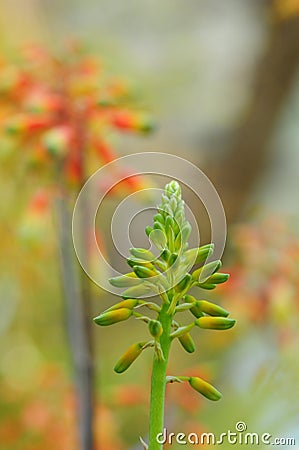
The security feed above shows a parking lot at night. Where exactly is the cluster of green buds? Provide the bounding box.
[94,180,235,404]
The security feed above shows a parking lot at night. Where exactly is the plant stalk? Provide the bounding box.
[148,302,173,450]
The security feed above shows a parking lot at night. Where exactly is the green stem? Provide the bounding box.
[148,302,173,450]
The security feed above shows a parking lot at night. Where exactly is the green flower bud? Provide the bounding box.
[189,377,222,401]
[93,308,133,326]
[196,300,229,317]
[106,299,139,312]
[206,273,230,284]
[169,253,178,266]
[160,248,171,261]
[153,221,165,232]
[149,229,167,251]
[133,265,157,279]
[195,316,236,330]
[178,332,195,353]
[184,244,214,266]
[176,273,192,291]
[114,341,147,373]
[127,258,155,269]
[192,260,222,283]
[109,272,141,287]
[130,248,156,261]
[183,295,204,318]
[121,284,152,299]
[148,319,163,338]
[145,226,153,237]
[154,213,165,224]
[197,283,217,290]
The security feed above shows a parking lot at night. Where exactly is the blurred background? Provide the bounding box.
[1,0,299,449]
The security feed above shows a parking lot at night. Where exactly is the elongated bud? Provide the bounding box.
[189,377,222,401]
[145,226,153,237]
[121,284,152,299]
[106,299,139,312]
[154,213,165,224]
[109,272,141,287]
[133,265,156,279]
[153,221,165,232]
[93,308,133,326]
[160,248,171,261]
[176,273,192,291]
[197,283,217,290]
[130,248,156,261]
[206,273,230,284]
[192,260,222,283]
[148,319,163,338]
[127,258,154,269]
[196,300,229,317]
[184,244,214,266]
[195,316,235,330]
[183,295,204,318]
[169,253,178,266]
[114,341,146,373]
[178,332,195,353]
[149,229,167,251]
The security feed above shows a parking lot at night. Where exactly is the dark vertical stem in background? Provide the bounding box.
[55,195,94,450]
[208,13,299,223]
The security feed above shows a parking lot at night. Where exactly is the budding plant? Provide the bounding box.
[94,180,236,450]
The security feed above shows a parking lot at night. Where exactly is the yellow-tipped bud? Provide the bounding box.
[130,248,156,261]
[206,273,230,284]
[184,294,204,318]
[93,308,133,326]
[114,341,147,373]
[148,319,163,338]
[106,299,139,312]
[195,316,236,330]
[189,377,222,401]
[109,272,141,287]
[192,260,222,283]
[121,284,152,299]
[133,265,157,279]
[196,300,229,317]
[178,332,195,353]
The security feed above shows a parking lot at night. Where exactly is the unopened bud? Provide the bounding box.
[149,229,167,251]
[195,316,236,330]
[189,377,222,401]
[109,272,141,287]
[114,341,146,373]
[130,248,156,262]
[93,308,133,326]
[206,273,230,284]
[178,332,195,353]
[121,284,152,299]
[148,319,163,338]
[196,300,229,317]
[133,265,157,279]
[127,258,154,269]
[106,299,139,312]
[192,260,222,283]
